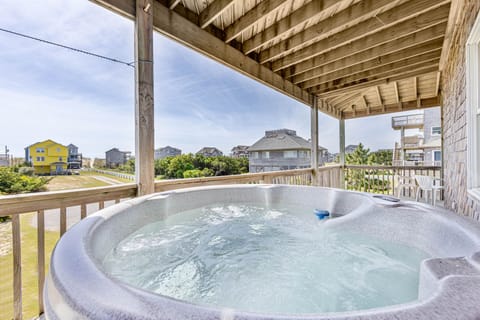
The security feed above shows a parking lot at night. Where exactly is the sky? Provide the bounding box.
[0,0,428,159]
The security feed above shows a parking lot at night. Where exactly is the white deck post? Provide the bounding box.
[339,118,346,189]
[135,0,155,196]
[311,97,319,185]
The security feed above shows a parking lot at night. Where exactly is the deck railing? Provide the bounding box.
[0,166,343,320]
[344,165,442,197]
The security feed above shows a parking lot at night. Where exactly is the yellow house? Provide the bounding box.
[25,139,68,175]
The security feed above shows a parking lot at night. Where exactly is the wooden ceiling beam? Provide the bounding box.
[224,0,286,43]
[439,0,461,71]
[300,49,441,89]
[169,0,182,10]
[435,71,441,96]
[242,0,339,54]
[293,39,443,85]
[312,65,439,97]
[92,0,313,106]
[342,96,441,119]
[260,0,394,64]
[198,0,236,29]
[283,23,446,79]
[272,2,450,72]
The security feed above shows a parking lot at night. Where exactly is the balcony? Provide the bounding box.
[391,114,424,130]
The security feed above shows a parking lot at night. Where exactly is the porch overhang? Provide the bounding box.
[91,0,455,119]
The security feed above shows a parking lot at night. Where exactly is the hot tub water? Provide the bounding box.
[103,203,430,314]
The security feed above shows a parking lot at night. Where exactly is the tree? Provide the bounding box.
[0,167,51,222]
[346,143,370,165]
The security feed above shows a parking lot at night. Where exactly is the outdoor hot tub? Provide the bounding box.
[44,185,480,319]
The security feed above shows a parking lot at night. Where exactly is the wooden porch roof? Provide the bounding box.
[92,0,458,119]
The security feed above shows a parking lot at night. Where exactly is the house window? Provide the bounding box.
[431,126,441,135]
[56,148,61,152]
[36,156,45,162]
[432,150,441,162]
[36,148,45,153]
[466,14,480,199]
[284,150,298,158]
[263,151,270,159]
[250,152,259,159]
[59,157,63,161]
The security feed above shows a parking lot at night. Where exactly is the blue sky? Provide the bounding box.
[0,0,424,159]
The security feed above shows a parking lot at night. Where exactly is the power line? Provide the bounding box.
[0,27,135,68]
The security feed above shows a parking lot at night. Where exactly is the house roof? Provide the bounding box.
[94,0,452,120]
[25,139,67,149]
[231,145,249,152]
[248,129,326,152]
[196,147,223,154]
[156,146,181,152]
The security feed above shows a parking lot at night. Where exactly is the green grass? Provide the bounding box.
[0,214,59,319]
[80,170,134,184]
[46,174,110,191]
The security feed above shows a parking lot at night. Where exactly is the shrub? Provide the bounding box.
[18,167,35,176]
[0,167,50,195]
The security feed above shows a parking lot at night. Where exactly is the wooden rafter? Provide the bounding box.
[224,0,286,43]
[342,96,440,119]
[283,23,446,79]
[242,0,339,54]
[435,71,441,96]
[293,39,443,85]
[271,3,450,72]
[259,0,395,63]
[301,50,441,89]
[169,0,182,10]
[313,66,439,97]
[393,81,400,104]
[198,0,235,29]
[439,0,461,70]
[308,58,440,95]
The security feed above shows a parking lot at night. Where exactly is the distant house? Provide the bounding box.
[196,147,223,157]
[25,139,68,175]
[392,108,441,166]
[231,145,249,158]
[67,144,82,169]
[105,148,131,168]
[155,146,181,160]
[247,129,326,173]
[345,145,359,154]
[0,145,9,167]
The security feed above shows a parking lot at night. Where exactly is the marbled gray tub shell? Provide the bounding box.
[44,185,480,320]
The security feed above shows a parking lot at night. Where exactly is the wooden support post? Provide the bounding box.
[12,214,22,320]
[37,210,45,315]
[311,97,319,185]
[339,118,346,189]
[135,0,155,196]
[60,207,67,236]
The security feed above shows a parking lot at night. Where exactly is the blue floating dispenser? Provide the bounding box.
[314,209,330,220]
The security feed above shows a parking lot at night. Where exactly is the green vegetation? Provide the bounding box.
[106,154,249,179]
[0,167,50,195]
[155,154,249,179]
[345,144,393,193]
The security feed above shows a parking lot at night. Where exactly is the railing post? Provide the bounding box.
[339,118,346,189]
[135,0,155,196]
[12,214,22,320]
[311,96,319,186]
